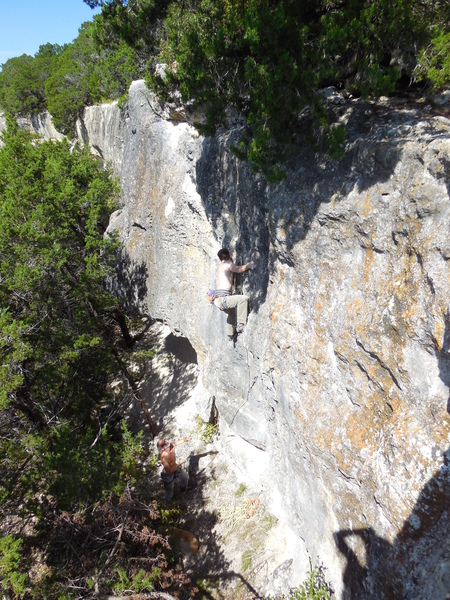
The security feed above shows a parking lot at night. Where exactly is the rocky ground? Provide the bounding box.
[124,322,295,600]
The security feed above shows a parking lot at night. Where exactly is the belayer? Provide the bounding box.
[157,436,191,502]
[207,248,255,340]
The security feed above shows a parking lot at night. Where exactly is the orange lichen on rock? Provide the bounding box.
[271,302,282,324]
[356,192,374,218]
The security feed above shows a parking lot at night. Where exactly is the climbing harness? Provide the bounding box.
[207,289,231,311]
[245,497,260,519]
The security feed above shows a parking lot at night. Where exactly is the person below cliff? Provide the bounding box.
[210,248,255,340]
[157,436,191,502]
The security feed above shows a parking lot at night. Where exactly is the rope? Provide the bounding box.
[218,495,262,538]
[245,497,260,519]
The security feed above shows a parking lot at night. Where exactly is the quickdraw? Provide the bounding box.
[245,497,260,519]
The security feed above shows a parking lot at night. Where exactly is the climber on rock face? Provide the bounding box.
[158,436,191,502]
[211,248,254,340]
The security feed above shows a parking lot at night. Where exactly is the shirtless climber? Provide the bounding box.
[157,436,191,502]
[212,248,255,339]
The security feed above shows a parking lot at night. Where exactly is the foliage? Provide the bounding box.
[44,19,144,135]
[0,18,144,136]
[0,1,448,177]
[0,121,188,598]
[0,117,158,508]
[0,118,120,422]
[284,563,333,600]
[44,22,102,134]
[159,501,182,526]
[0,426,187,598]
[193,414,219,443]
[241,548,253,572]
[1,1,449,177]
[416,29,450,89]
[316,0,415,95]
[235,483,246,497]
[44,423,143,511]
[85,0,450,179]
[0,534,29,597]
[154,0,422,175]
[29,492,190,598]
[84,0,169,57]
[0,44,63,115]
[148,0,319,180]
[112,566,161,595]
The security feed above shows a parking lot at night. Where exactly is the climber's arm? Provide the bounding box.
[229,261,254,274]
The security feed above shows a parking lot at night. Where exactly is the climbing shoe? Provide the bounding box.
[236,323,245,334]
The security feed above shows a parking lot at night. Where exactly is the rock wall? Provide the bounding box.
[0,110,64,146]
[2,82,449,599]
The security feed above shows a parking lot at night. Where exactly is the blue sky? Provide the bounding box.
[0,0,101,65]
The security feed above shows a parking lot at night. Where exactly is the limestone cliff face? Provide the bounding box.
[2,82,449,599]
[0,111,64,145]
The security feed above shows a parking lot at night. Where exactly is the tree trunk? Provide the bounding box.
[112,348,158,436]
[112,308,135,348]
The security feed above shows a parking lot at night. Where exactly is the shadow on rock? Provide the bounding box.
[435,309,450,416]
[165,331,198,365]
[173,450,262,600]
[195,99,442,316]
[334,448,450,599]
[107,246,149,314]
[126,323,199,433]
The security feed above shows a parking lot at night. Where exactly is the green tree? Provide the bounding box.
[0,535,29,597]
[0,44,63,115]
[0,120,169,598]
[0,117,120,422]
[414,0,450,90]
[86,0,450,179]
[84,0,168,57]
[0,54,37,114]
[315,0,416,95]
[43,18,144,134]
[44,22,102,134]
[92,15,147,103]
[0,21,143,132]
[421,30,450,88]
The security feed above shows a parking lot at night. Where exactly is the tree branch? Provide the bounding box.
[112,348,158,436]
